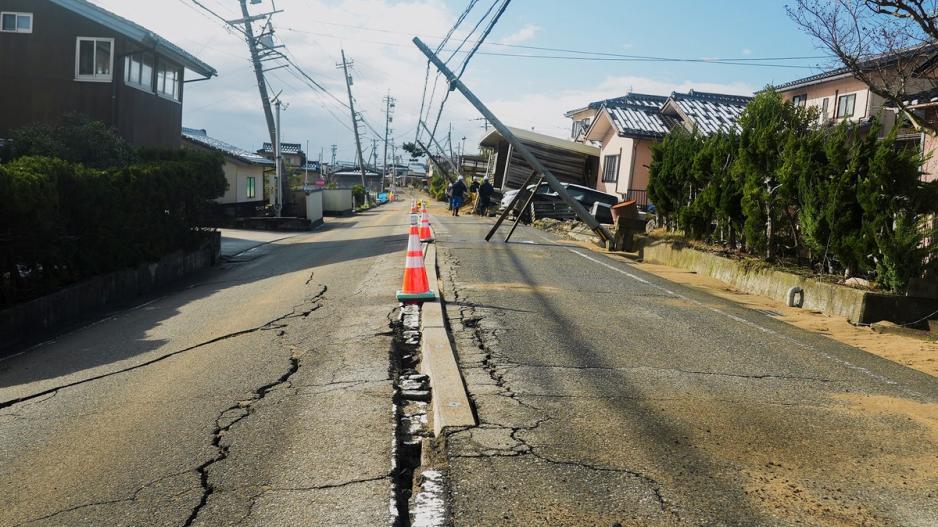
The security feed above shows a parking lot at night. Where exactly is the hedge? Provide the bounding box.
[0,150,226,307]
[648,89,938,293]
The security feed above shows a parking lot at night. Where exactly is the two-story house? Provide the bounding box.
[774,56,938,179]
[0,0,216,148]
[773,68,904,130]
[574,90,750,205]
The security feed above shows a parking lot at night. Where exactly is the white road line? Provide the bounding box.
[526,228,920,397]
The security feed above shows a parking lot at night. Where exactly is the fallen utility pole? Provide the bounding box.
[412,37,612,245]
[339,49,369,205]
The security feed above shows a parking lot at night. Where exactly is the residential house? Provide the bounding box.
[0,0,216,147]
[773,68,904,131]
[577,90,750,205]
[897,89,938,182]
[564,93,669,142]
[479,126,600,191]
[182,127,272,216]
[774,57,938,177]
[331,166,383,193]
[258,142,306,169]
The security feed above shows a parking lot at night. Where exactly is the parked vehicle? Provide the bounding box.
[498,182,619,222]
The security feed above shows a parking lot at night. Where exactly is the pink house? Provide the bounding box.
[567,91,750,207]
[775,66,936,180]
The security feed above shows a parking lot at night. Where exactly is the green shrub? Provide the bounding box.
[648,89,938,292]
[0,150,225,306]
[1,114,136,169]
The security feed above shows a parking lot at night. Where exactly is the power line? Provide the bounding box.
[282,21,833,63]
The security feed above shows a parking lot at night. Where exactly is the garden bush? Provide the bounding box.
[0,149,225,307]
[647,88,938,292]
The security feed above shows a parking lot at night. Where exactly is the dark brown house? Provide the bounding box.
[0,0,216,148]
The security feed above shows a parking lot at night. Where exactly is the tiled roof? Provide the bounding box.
[182,128,273,166]
[773,43,938,91]
[606,104,676,139]
[50,0,215,77]
[260,142,304,155]
[668,90,751,135]
[565,92,668,117]
[771,67,852,91]
[590,92,668,110]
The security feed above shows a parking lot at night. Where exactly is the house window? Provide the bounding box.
[791,94,808,107]
[246,177,257,199]
[836,93,856,118]
[602,154,620,182]
[820,98,829,122]
[156,62,181,101]
[75,37,113,81]
[124,53,154,92]
[1,12,32,33]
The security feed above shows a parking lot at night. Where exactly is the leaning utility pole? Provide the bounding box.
[383,91,395,193]
[338,49,369,204]
[412,37,613,244]
[236,0,285,215]
[274,99,283,215]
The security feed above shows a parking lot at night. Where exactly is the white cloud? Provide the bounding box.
[500,24,541,45]
[741,48,753,56]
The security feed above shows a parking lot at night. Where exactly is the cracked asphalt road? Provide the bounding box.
[434,214,938,527]
[0,202,413,527]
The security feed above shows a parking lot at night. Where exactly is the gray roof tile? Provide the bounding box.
[183,128,274,165]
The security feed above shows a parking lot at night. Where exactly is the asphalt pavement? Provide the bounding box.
[0,202,413,527]
[433,212,938,527]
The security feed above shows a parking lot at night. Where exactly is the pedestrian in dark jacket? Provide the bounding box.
[477,178,494,216]
[450,178,468,216]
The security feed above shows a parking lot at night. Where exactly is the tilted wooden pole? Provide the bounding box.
[412,37,611,245]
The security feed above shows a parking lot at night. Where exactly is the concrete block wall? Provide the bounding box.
[643,241,868,323]
[0,233,221,354]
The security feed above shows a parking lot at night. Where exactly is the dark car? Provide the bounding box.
[498,182,619,222]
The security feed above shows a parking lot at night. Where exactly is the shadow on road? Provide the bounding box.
[0,229,408,393]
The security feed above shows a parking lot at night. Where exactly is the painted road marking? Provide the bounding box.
[525,230,921,398]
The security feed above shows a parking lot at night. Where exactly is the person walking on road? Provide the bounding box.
[477,177,494,216]
[468,178,480,214]
[445,181,453,210]
[450,178,467,217]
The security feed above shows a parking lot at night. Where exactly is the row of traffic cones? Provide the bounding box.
[397,201,436,303]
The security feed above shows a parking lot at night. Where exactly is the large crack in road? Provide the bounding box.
[0,287,328,412]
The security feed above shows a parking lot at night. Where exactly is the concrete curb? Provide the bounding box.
[419,241,476,436]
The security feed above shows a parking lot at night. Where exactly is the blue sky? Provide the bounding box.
[91,0,832,161]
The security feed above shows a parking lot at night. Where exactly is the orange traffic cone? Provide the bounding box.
[419,205,433,242]
[397,214,436,303]
[411,199,419,214]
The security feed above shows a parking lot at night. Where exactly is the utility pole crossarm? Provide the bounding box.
[412,37,611,245]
